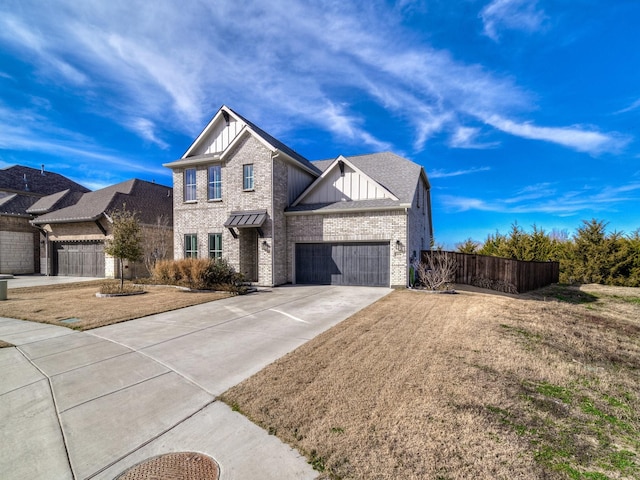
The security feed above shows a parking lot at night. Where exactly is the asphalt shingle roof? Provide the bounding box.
[224,107,322,176]
[0,165,89,196]
[32,179,173,225]
[307,152,424,205]
[0,193,39,217]
[26,189,86,215]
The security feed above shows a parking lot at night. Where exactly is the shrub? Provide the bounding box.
[152,258,245,292]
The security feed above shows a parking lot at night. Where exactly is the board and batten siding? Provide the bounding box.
[191,118,244,156]
[300,164,392,204]
[287,164,316,205]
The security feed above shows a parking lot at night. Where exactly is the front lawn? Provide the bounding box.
[0,280,232,330]
[222,284,640,479]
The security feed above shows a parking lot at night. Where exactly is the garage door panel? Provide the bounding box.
[54,242,105,277]
[296,242,389,287]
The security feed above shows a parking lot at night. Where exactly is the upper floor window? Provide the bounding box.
[184,168,197,202]
[208,165,222,200]
[184,234,197,258]
[209,233,222,259]
[243,164,254,191]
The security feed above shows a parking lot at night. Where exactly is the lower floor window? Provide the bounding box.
[184,234,197,258]
[209,233,222,259]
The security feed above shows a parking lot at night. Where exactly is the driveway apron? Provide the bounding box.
[0,285,391,479]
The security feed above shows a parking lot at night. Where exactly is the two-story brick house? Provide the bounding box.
[164,106,433,287]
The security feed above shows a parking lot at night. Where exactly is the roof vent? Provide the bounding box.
[23,173,29,191]
[41,164,45,175]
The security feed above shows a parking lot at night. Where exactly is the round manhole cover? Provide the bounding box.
[116,452,219,480]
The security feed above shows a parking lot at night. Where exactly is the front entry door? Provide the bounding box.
[239,229,258,282]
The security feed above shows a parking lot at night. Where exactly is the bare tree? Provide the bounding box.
[143,214,172,274]
[416,250,457,290]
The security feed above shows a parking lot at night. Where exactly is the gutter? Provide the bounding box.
[163,153,222,169]
[284,204,411,216]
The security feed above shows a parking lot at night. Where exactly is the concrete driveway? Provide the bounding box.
[0,284,391,479]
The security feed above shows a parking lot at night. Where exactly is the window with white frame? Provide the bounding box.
[209,233,222,259]
[184,234,198,258]
[243,164,254,191]
[208,165,222,200]
[184,168,197,202]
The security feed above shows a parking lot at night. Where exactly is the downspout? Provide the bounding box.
[405,206,409,288]
[271,151,277,287]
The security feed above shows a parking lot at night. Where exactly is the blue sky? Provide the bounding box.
[1,0,639,248]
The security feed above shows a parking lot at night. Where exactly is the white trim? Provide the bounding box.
[182,106,240,158]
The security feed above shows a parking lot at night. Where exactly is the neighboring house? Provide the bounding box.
[31,179,173,278]
[164,105,433,288]
[0,165,89,274]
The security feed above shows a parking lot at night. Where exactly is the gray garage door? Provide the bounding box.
[53,241,105,277]
[295,242,390,286]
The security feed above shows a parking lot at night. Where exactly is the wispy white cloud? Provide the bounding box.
[441,182,640,215]
[480,0,547,41]
[318,102,392,151]
[0,0,628,159]
[449,126,499,149]
[126,118,169,149]
[484,115,629,155]
[615,98,640,114]
[430,166,491,179]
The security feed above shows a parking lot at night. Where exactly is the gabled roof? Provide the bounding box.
[26,189,86,215]
[164,105,321,176]
[0,165,89,196]
[342,152,428,204]
[226,106,321,175]
[290,152,428,211]
[32,179,173,225]
[291,155,399,207]
[0,193,39,217]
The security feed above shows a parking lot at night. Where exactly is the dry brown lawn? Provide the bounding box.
[221,284,640,480]
[0,280,232,330]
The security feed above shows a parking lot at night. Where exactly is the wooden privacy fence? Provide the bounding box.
[420,251,559,294]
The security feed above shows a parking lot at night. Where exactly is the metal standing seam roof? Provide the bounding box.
[224,210,267,228]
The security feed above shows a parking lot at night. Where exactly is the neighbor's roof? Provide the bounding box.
[0,165,89,196]
[26,189,86,215]
[32,179,173,225]
[0,193,39,217]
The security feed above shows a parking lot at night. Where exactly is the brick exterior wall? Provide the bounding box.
[172,135,282,286]
[286,209,409,287]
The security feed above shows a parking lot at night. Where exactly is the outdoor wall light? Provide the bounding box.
[262,240,270,252]
[395,240,404,252]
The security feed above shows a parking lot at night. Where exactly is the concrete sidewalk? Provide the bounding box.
[0,285,391,479]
